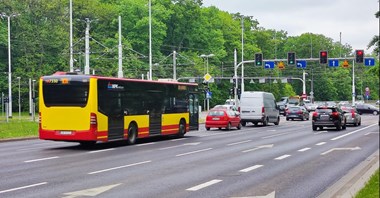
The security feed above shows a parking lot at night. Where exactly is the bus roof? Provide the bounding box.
[42,72,198,87]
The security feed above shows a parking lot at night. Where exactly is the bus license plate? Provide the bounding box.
[60,131,72,135]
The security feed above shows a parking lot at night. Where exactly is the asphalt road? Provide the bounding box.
[0,114,378,198]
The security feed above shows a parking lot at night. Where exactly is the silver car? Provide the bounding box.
[342,106,361,126]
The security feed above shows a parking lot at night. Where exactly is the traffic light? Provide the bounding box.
[319,51,328,64]
[255,53,263,66]
[355,50,364,63]
[287,52,296,65]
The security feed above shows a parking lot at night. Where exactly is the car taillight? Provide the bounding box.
[312,112,318,117]
[331,112,339,118]
[351,110,355,118]
[297,110,302,114]
[262,106,265,115]
[90,113,97,130]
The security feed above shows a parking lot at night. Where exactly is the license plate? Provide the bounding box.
[320,115,329,120]
[60,131,72,135]
[212,117,220,120]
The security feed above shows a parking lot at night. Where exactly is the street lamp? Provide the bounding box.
[1,13,19,118]
[32,80,36,122]
[17,77,21,119]
[200,54,214,74]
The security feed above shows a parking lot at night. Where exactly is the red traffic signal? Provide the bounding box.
[319,51,328,64]
[355,50,364,63]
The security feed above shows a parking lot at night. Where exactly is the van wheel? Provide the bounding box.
[127,124,138,145]
[263,117,268,126]
[241,121,246,127]
[274,117,280,125]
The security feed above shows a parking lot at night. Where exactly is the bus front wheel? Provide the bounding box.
[177,120,186,138]
[127,124,137,145]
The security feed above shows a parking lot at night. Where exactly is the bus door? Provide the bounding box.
[149,108,162,135]
[105,92,124,140]
[188,93,199,130]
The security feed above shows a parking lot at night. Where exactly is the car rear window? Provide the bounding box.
[208,111,225,116]
[316,108,333,113]
[289,107,300,110]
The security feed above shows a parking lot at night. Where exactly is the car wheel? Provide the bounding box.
[286,118,289,121]
[218,127,222,130]
[226,122,231,130]
[312,125,317,131]
[336,121,342,131]
[206,127,210,131]
[319,126,323,130]
[342,120,346,130]
[237,123,242,130]
[373,111,378,115]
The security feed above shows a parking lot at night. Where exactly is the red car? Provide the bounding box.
[205,109,242,130]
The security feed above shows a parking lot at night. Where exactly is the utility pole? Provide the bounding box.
[148,0,152,80]
[1,13,19,118]
[69,0,74,72]
[173,51,176,80]
[84,18,90,75]
[118,16,123,78]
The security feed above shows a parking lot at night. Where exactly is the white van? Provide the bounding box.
[240,91,280,126]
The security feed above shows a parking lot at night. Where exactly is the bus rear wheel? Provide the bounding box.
[127,124,137,145]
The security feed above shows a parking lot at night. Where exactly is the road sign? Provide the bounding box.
[206,91,212,99]
[296,60,307,68]
[328,59,339,67]
[203,73,212,82]
[342,60,349,68]
[364,58,375,66]
[264,61,275,69]
[277,61,285,70]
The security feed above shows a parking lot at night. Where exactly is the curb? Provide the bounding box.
[0,136,38,142]
[318,149,379,198]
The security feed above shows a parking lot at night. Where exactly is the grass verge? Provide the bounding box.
[355,169,379,198]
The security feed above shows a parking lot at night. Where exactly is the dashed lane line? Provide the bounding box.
[24,156,59,163]
[239,165,264,173]
[88,160,152,175]
[186,179,222,191]
[0,182,47,194]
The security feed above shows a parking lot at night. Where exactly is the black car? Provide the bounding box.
[286,106,310,121]
[312,106,346,131]
[355,104,379,115]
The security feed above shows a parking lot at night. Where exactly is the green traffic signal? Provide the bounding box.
[255,53,263,66]
[287,52,296,65]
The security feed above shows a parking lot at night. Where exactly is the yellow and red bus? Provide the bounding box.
[38,72,199,145]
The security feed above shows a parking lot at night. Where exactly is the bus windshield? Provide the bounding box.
[42,76,90,107]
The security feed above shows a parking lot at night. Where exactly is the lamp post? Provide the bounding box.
[0,13,19,118]
[17,77,21,120]
[32,80,36,122]
[200,54,214,111]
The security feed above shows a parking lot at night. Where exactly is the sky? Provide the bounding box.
[202,0,379,54]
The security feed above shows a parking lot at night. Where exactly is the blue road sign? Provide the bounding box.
[264,61,275,69]
[296,60,307,68]
[328,59,339,67]
[364,58,375,66]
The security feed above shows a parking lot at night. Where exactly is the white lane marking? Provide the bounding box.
[88,160,151,175]
[298,147,311,152]
[186,179,222,191]
[24,156,59,163]
[239,165,263,173]
[135,142,156,147]
[331,124,377,140]
[316,142,326,146]
[242,144,274,153]
[62,183,121,198]
[313,131,328,134]
[274,154,291,160]
[159,142,201,150]
[170,138,186,142]
[262,132,290,139]
[227,140,252,146]
[175,148,213,157]
[365,132,379,135]
[321,147,361,155]
[88,148,115,154]
[0,182,47,194]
